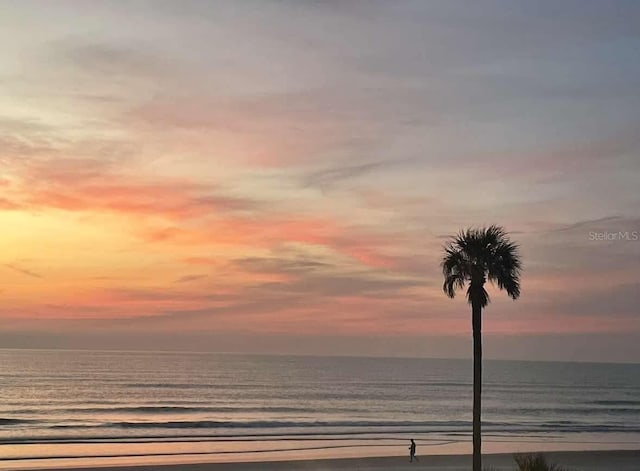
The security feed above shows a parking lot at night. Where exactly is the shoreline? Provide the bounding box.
[8,449,639,471]
[5,436,640,470]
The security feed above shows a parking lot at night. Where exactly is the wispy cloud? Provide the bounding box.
[56,41,167,78]
[5,263,43,279]
[6,157,259,221]
[546,215,623,233]
[303,158,415,189]
[174,274,208,284]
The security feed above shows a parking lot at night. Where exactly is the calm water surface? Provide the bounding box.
[1,350,639,468]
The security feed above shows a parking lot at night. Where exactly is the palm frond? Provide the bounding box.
[441,225,521,302]
[467,284,490,307]
[486,238,522,299]
[443,272,466,298]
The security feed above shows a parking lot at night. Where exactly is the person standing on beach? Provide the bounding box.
[409,439,419,462]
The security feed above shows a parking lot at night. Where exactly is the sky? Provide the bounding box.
[1,1,639,362]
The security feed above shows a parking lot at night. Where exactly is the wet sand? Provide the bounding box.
[36,449,640,471]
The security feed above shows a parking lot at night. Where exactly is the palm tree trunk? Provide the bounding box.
[472,300,482,471]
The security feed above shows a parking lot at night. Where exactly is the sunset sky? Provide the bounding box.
[2,1,639,362]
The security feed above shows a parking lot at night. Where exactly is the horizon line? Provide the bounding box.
[1,347,638,366]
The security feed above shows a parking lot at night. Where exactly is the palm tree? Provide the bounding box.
[441,226,521,471]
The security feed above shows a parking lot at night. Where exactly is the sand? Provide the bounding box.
[35,450,640,471]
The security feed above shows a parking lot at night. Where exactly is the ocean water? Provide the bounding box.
[1,349,639,468]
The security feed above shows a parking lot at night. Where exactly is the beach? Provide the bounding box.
[2,351,639,470]
[20,450,640,471]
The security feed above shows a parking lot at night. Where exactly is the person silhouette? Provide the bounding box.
[409,438,419,462]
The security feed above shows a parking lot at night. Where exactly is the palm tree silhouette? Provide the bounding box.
[441,226,521,471]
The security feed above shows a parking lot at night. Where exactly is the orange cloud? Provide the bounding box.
[143,215,402,273]
[0,198,20,210]
[26,181,252,220]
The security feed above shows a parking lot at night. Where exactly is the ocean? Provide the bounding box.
[1,349,639,469]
